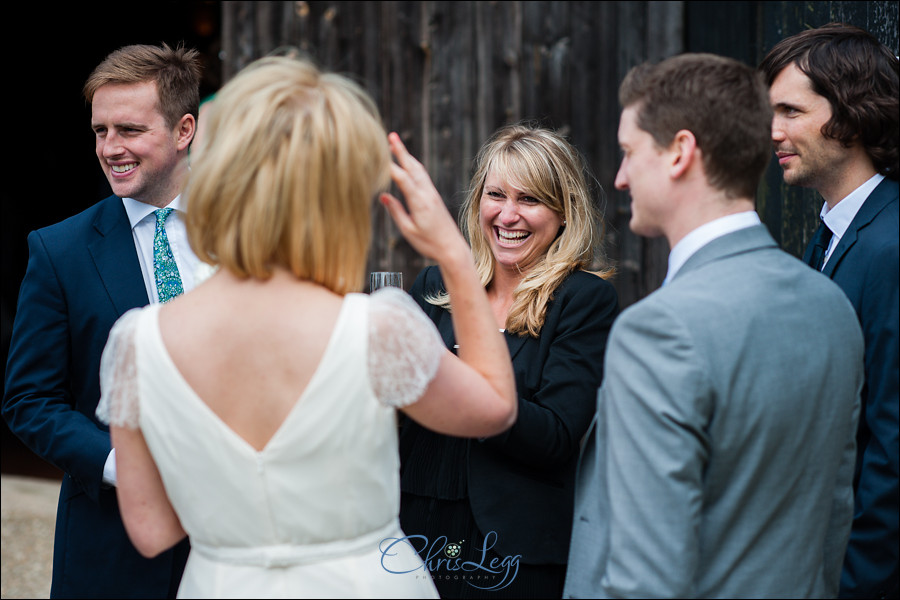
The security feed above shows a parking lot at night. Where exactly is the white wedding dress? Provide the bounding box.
[97,287,442,599]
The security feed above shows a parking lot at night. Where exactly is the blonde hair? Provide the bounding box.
[431,124,613,336]
[186,55,390,294]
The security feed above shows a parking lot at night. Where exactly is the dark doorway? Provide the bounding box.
[2,2,222,479]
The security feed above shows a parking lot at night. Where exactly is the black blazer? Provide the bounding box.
[401,266,618,564]
[2,195,188,598]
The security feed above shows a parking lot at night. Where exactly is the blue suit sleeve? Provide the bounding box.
[2,231,112,502]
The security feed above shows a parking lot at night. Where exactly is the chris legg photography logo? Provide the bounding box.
[379,531,521,591]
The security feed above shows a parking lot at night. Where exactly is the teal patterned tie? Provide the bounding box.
[153,208,184,303]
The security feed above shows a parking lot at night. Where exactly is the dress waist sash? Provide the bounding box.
[190,520,402,568]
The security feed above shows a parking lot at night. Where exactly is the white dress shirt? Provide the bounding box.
[104,194,200,486]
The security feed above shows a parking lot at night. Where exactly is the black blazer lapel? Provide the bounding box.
[437,317,456,353]
[437,312,529,362]
[88,196,149,315]
[504,332,528,362]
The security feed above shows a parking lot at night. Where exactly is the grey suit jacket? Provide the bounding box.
[564,224,864,599]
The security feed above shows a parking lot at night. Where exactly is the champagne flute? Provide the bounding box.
[370,271,403,292]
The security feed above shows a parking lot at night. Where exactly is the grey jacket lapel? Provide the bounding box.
[672,224,778,284]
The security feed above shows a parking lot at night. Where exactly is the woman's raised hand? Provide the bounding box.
[380,133,469,263]
[380,132,517,435]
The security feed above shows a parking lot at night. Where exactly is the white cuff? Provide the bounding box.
[102,448,117,487]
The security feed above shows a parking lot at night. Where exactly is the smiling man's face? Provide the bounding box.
[91,80,189,207]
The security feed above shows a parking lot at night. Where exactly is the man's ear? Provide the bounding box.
[175,114,196,152]
[668,129,697,180]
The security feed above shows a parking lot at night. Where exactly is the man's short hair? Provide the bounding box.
[619,53,773,199]
[84,43,202,129]
[759,23,899,180]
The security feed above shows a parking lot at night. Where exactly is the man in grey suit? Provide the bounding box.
[564,53,865,599]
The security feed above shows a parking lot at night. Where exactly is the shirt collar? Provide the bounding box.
[122,195,184,230]
[664,211,761,285]
[820,173,884,239]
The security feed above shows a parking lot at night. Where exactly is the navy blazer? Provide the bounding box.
[2,195,188,598]
[401,266,618,564]
[805,178,899,599]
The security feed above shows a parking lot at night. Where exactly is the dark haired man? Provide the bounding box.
[2,43,200,598]
[761,23,899,600]
[564,53,863,598]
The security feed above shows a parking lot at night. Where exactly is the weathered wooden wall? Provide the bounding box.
[220,0,684,307]
[218,0,898,307]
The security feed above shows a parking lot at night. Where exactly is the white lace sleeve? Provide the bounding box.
[96,308,144,429]
[367,287,445,408]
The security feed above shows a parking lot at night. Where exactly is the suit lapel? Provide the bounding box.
[436,310,529,361]
[504,333,528,362]
[88,196,149,315]
[823,223,859,278]
[822,178,897,278]
[437,316,456,352]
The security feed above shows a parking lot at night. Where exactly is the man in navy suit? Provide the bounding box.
[762,23,899,600]
[2,43,201,598]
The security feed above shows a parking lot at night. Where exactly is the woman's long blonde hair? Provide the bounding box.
[430,124,613,336]
[186,54,390,295]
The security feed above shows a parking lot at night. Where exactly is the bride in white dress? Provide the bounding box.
[96,55,517,599]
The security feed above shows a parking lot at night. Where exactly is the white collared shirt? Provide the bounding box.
[105,195,200,487]
[664,211,761,285]
[820,173,884,268]
[122,195,199,303]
